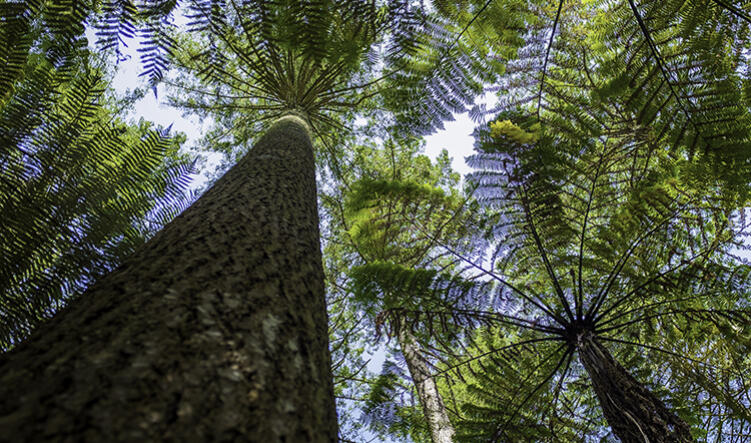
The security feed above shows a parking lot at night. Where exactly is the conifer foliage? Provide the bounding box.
[170,0,403,138]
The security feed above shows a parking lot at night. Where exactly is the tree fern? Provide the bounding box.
[397,51,751,437]
[319,130,492,442]
[0,43,193,350]
[443,124,746,442]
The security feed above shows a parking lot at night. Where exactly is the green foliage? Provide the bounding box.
[450,328,599,442]
[383,0,535,135]
[350,262,490,339]
[0,37,193,350]
[0,0,181,92]
[319,128,482,441]
[363,360,432,443]
[91,0,181,84]
[0,0,88,106]
[350,263,441,311]
[588,0,751,197]
[344,178,463,266]
[489,119,539,145]
[168,0,397,148]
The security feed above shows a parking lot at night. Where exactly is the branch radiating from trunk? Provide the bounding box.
[577,333,694,443]
[0,115,338,442]
[397,326,455,443]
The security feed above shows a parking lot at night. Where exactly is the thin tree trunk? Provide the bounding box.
[397,326,455,443]
[0,115,338,442]
[577,332,694,443]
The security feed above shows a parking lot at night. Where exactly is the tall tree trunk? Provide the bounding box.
[577,332,694,443]
[0,115,338,442]
[397,326,455,443]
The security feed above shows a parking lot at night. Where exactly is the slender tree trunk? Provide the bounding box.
[0,115,338,442]
[397,326,455,443]
[577,332,694,443]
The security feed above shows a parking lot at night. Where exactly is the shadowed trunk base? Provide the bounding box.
[577,333,694,443]
[0,115,338,442]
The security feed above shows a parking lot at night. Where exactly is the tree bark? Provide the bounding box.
[577,332,694,443]
[0,115,338,442]
[397,326,455,443]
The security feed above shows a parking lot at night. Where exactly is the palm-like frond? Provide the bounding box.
[383,0,533,136]
[94,0,180,84]
[480,0,751,196]
[345,178,467,267]
[0,49,193,351]
[396,24,751,432]
[167,0,394,146]
[1,0,180,90]
[452,331,599,442]
[593,0,751,193]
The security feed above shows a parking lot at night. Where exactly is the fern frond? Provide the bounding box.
[0,47,193,350]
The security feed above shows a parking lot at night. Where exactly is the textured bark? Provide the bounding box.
[577,333,694,443]
[397,326,455,443]
[0,115,338,442]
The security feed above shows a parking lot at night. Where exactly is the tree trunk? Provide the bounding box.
[0,115,338,442]
[577,332,694,443]
[397,326,455,443]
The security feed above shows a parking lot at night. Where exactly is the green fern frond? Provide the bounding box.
[0,43,193,351]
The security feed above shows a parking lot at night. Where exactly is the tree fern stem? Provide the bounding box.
[0,115,338,441]
[397,325,455,443]
[577,332,694,443]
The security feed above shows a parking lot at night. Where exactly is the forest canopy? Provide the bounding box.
[1,0,750,442]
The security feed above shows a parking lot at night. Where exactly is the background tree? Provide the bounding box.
[322,133,471,442]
